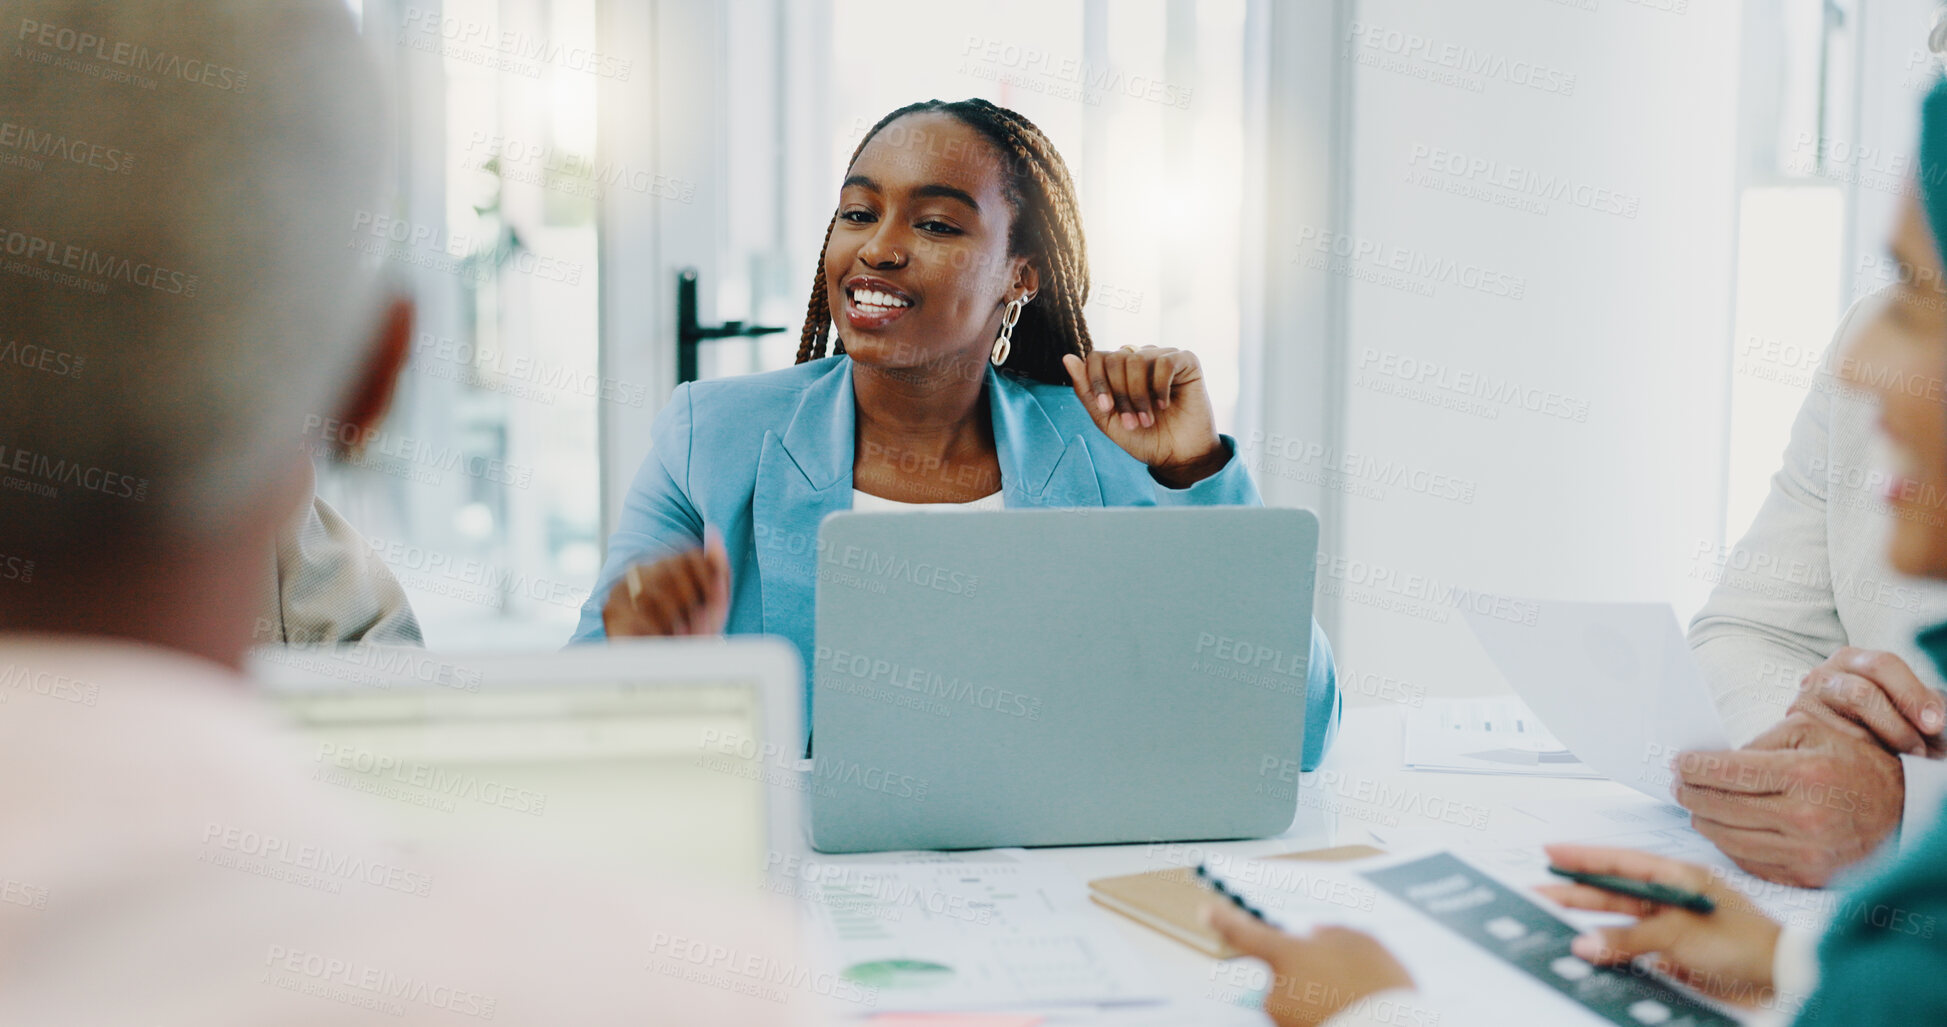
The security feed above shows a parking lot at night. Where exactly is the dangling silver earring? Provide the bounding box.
[991,295,1028,366]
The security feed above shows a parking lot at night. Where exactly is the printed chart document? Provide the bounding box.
[1496,795,1837,932]
[1212,850,1749,1026]
[1461,602,1730,798]
[1393,793,1836,935]
[794,858,1166,1013]
[1403,695,1603,779]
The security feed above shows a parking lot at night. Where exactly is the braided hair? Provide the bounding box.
[794,98,1092,385]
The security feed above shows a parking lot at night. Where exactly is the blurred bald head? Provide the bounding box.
[0,0,390,556]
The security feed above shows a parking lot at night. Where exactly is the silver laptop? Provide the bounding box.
[808,507,1319,853]
[250,637,803,886]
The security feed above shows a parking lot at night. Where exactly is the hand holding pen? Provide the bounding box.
[1535,844,1783,1007]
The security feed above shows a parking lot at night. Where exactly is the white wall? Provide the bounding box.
[1718,1,1941,548]
[1848,0,1941,297]
[1318,0,1745,705]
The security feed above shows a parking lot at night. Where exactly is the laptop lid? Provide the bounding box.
[808,506,1319,853]
[250,637,803,887]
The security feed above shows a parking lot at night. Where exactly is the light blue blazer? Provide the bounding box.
[573,356,1340,768]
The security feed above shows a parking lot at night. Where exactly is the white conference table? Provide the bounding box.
[808,703,1665,1025]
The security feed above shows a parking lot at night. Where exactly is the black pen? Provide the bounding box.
[1547,866,1716,915]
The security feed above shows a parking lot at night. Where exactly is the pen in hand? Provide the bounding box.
[1546,865,1716,915]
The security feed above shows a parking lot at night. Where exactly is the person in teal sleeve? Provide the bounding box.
[1199,78,1947,1027]
[1784,74,1947,1027]
[1789,626,1947,1025]
[573,98,1340,766]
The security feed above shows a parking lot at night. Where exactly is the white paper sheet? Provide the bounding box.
[1403,695,1604,778]
[1461,601,1731,799]
[794,859,1165,1013]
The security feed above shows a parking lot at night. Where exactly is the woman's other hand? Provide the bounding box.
[601,531,731,637]
[1536,844,1782,1007]
[1062,347,1228,487]
[1205,902,1415,1027]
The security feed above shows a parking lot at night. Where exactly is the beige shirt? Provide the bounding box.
[1685,292,1947,839]
[0,635,831,1026]
[256,495,421,647]
[1323,300,1925,1027]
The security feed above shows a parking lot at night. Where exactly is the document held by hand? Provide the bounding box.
[1460,601,1731,799]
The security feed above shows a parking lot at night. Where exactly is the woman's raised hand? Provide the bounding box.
[1062,347,1229,487]
[601,530,731,637]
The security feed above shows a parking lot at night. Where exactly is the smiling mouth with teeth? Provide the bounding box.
[848,287,912,312]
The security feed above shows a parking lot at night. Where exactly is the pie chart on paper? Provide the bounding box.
[842,958,956,990]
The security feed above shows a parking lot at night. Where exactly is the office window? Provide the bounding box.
[317,0,1259,649]
[1721,0,1941,542]
[316,0,604,649]
[707,0,1251,434]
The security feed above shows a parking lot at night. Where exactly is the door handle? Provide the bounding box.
[676,268,788,384]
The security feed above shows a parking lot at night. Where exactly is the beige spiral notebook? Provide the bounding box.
[1087,845,1385,957]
